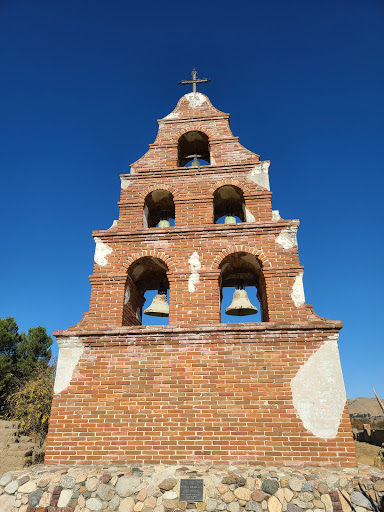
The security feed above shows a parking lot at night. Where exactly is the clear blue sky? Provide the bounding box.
[0,0,383,398]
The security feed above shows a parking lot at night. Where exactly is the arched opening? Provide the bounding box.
[178,131,210,167]
[219,252,269,323]
[143,190,175,228]
[123,257,170,326]
[213,185,245,224]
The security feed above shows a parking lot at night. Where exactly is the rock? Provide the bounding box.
[262,479,280,496]
[109,494,121,511]
[207,498,218,511]
[286,505,302,512]
[137,488,148,501]
[246,477,256,490]
[317,482,328,495]
[97,483,114,501]
[86,496,103,511]
[267,496,282,512]
[320,494,332,512]
[135,502,144,511]
[57,489,73,507]
[339,478,348,489]
[144,496,157,507]
[154,506,165,512]
[299,492,314,502]
[373,479,384,492]
[313,499,325,509]
[246,500,262,511]
[350,491,373,510]
[37,478,50,488]
[17,476,29,486]
[86,476,99,491]
[326,476,339,490]
[76,473,88,483]
[228,502,240,512]
[162,490,178,500]
[222,490,235,503]
[0,474,12,487]
[60,475,76,489]
[38,491,51,507]
[223,475,240,485]
[18,481,37,493]
[28,489,43,507]
[338,492,352,512]
[163,498,180,508]
[219,484,229,494]
[288,478,303,493]
[283,488,293,502]
[4,480,18,494]
[252,491,267,502]
[159,478,178,491]
[100,473,112,483]
[234,487,252,501]
[302,482,313,492]
[0,493,15,511]
[116,477,141,497]
[292,498,313,509]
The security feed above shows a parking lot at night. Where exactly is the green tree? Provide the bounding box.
[0,317,53,414]
[6,361,56,446]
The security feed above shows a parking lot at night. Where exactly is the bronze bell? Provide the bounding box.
[225,288,258,316]
[224,215,236,224]
[144,290,169,317]
[158,211,170,228]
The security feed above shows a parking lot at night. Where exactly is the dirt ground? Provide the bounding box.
[354,440,381,466]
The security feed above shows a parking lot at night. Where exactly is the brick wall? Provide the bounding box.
[46,92,357,466]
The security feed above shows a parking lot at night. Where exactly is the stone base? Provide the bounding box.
[0,463,383,512]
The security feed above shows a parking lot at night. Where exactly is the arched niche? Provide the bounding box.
[143,190,175,228]
[213,185,245,224]
[178,131,210,167]
[219,252,269,323]
[123,256,170,326]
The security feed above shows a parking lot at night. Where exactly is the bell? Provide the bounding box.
[144,291,169,317]
[158,219,170,228]
[224,215,236,224]
[225,288,258,316]
[191,156,201,169]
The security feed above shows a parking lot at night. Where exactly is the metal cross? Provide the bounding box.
[178,69,211,93]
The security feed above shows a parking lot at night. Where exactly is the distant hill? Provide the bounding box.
[347,397,384,417]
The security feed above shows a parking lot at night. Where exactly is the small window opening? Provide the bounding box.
[144,190,175,228]
[219,252,269,323]
[123,257,169,326]
[214,185,245,224]
[178,131,210,167]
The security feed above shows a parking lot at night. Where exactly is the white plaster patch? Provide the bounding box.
[184,92,207,109]
[291,334,346,439]
[130,167,136,175]
[245,208,255,222]
[94,237,113,266]
[272,210,281,222]
[291,272,305,307]
[210,155,216,165]
[158,121,165,129]
[143,204,149,228]
[188,251,201,293]
[108,219,118,230]
[248,161,270,190]
[124,286,130,305]
[54,337,84,394]
[164,111,180,120]
[276,225,298,249]
[121,177,131,190]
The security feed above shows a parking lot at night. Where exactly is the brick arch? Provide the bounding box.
[119,251,178,276]
[209,179,251,197]
[174,125,218,142]
[138,184,181,201]
[211,245,272,270]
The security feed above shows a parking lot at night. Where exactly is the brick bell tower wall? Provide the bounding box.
[45,92,357,466]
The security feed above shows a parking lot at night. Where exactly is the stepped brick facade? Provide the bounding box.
[45,92,357,466]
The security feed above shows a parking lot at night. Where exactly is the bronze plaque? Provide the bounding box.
[179,479,204,502]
